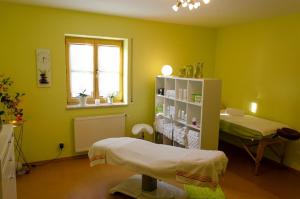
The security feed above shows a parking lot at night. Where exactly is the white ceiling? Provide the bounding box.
[4,0,300,27]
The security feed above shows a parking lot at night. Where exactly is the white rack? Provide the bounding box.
[155,76,221,150]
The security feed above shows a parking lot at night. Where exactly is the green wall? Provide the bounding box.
[1,2,299,171]
[0,3,217,162]
[214,13,300,170]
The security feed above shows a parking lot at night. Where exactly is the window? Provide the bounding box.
[66,37,125,105]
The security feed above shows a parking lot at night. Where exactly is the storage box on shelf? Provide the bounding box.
[154,76,221,150]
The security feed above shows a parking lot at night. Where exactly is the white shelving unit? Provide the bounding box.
[155,76,221,150]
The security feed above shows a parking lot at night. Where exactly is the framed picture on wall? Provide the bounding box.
[36,48,51,87]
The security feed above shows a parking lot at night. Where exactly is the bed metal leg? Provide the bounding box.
[142,175,157,192]
[110,174,185,199]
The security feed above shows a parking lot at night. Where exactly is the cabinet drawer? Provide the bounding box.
[2,138,14,173]
[1,135,13,170]
[2,154,17,199]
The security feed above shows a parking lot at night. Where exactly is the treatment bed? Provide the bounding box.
[89,137,228,199]
[220,109,287,175]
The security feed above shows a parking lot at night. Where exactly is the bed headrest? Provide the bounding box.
[277,128,300,141]
[132,124,154,135]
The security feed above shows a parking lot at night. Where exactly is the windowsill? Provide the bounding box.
[66,102,128,110]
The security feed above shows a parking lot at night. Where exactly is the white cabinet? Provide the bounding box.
[0,124,17,199]
[155,76,221,150]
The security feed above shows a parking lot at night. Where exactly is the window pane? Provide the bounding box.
[98,46,120,73]
[70,72,93,97]
[70,44,94,72]
[98,72,119,97]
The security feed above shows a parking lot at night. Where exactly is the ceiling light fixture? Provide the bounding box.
[172,0,211,12]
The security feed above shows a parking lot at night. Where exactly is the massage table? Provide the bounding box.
[220,109,287,175]
[89,137,228,199]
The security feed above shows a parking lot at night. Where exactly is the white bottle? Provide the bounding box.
[178,89,183,100]
[177,109,181,119]
[181,110,185,121]
[183,89,187,101]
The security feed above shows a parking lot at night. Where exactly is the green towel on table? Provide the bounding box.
[184,185,225,199]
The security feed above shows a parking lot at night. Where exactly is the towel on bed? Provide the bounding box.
[220,114,287,137]
[225,108,244,116]
[89,137,228,189]
[176,149,227,189]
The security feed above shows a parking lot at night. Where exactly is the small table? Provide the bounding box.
[11,121,31,175]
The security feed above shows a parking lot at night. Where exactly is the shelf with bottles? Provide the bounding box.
[175,79,188,101]
[164,98,175,119]
[175,100,187,124]
[154,76,221,150]
[165,78,176,99]
[187,104,201,130]
[188,80,203,104]
[156,76,165,96]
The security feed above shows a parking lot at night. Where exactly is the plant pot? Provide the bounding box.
[79,97,87,106]
[107,97,114,104]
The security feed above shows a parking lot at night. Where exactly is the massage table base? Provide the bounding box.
[110,174,187,199]
[238,136,286,175]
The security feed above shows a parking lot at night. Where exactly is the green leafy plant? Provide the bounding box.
[107,91,118,99]
[78,89,88,97]
[0,75,25,122]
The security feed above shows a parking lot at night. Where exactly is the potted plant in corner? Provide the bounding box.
[0,75,25,131]
[78,89,88,106]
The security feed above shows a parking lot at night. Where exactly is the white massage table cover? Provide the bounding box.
[220,113,287,137]
[89,137,228,189]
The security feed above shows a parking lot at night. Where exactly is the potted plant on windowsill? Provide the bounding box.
[78,89,88,106]
[106,91,118,104]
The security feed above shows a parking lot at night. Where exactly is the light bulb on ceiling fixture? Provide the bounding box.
[203,0,210,4]
[194,2,201,9]
[172,4,179,12]
[172,0,211,12]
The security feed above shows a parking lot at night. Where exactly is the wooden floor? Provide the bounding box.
[17,143,300,199]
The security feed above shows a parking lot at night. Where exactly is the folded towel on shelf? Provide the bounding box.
[166,90,176,98]
[187,130,199,149]
[155,117,164,133]
[163,123,173,140]
[174,126,187,146]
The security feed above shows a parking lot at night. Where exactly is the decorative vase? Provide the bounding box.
[194,62,204,78]
[79,97,87,106]
[107,97,113,104]
[185,65,194,78]
[178,68,186,77]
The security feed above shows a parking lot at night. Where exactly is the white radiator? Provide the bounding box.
[74,114,126,152]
